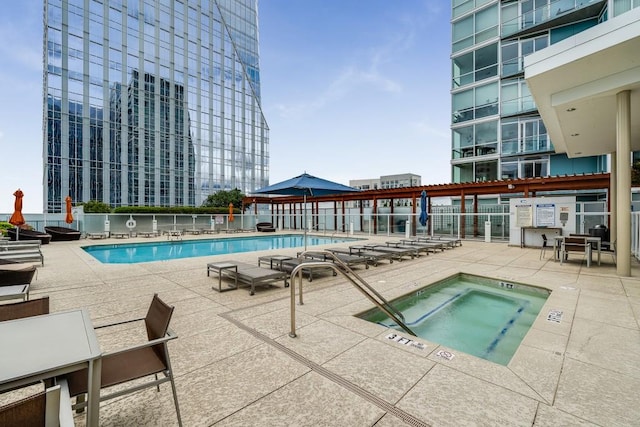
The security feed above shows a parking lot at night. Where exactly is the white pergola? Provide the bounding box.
[525,7,640,276]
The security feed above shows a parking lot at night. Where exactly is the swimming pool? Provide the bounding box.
[358,273,549,365]
[83,234,357,264]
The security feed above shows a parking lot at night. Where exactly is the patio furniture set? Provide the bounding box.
[540,233,616,267]
[0,294,182,427]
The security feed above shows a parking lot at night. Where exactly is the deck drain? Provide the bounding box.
[221,312,430,427]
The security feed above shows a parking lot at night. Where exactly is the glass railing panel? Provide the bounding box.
[501,140,518,155]
[502,0,602,37]
[501,56,525,77]
[501,96,537,116]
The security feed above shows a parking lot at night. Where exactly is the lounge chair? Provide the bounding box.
[210,261,289,295]
[385,241,431,256]
[65,294,183,426]
[399,239,447,252]
[361,244,419,260]
[256,222,276,232]
[327,247,395,266]
[421,236,462,247]
[279,258,336,282]
[0,242,44,266]
[44,226,81,241]
[86,232,107,239]
[7,228,52,245]
[0,284,30,302]
[299,250,370,269]
[0,259,37,286]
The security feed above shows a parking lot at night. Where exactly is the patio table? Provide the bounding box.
[0,308,102,426]
[207,262,238,292]
[258,255,293,270]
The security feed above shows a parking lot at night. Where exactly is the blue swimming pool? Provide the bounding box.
[358,273,549,365]
[83,234,358,264]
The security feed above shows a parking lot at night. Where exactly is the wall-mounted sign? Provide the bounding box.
[536,203,556,227]
[516,204,533,227]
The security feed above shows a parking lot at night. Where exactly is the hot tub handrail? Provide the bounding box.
[298,250,406,321]
[289,250,415,338]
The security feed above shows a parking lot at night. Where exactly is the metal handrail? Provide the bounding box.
[294,250,408,322]
[289,250,416,338]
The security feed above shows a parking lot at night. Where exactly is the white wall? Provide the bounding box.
[509,196,577,247]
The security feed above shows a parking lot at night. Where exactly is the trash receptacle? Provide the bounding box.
[589,225,609,250]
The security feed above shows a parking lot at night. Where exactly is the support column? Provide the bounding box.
[473,194,478,237]
[460,191,466,239]
[616,90,631,276]
[610,152,617,247]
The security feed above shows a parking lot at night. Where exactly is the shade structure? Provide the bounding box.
[229,203,234,222]
[253,173,359,197]
[65,196,74,224]
[9,189,25,241]
[253,173,359,250]
[419,190,428,227]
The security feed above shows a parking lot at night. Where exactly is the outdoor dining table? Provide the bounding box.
[0,308,102,426]
[553,235,602,265]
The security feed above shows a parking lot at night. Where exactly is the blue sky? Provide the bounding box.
[0,0,452,214]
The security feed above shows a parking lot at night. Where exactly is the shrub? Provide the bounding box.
[81,200,112,213]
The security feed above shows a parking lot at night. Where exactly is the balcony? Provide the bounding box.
[502,0,606,39]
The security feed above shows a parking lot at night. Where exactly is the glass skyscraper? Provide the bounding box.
[44,0,268,213]
[450,0,618,185]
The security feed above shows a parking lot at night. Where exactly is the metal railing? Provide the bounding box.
[288,250,415,338]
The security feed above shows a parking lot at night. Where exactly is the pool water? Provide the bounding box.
[358,273,549,365]
[83,234,357,264]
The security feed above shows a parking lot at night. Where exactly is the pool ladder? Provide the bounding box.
[289,250,416,338]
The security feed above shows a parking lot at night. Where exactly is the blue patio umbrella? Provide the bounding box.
[253,173,360,249]
[419,190,428,228]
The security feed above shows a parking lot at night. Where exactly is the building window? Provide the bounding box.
[501,34,548,77]
[501,117,550,156]
[613,0,640,16]
[452,160,498,183]
[452,119,498,159]
[475,160,498,182]
[501,77,535,116]
[501,156,549,179]
[452,0,494,19]
[453,81,499,123]
[452,42,498,88]
[452,3,498,53]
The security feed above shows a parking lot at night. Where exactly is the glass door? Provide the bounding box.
[520,118,548,153]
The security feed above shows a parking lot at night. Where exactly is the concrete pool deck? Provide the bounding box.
[3,233,640,426]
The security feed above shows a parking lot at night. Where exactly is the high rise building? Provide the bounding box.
[450,0,614,185]
[44,0,268,213]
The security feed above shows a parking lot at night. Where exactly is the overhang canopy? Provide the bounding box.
[524,7,640,158]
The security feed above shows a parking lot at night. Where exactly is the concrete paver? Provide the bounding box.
[2,233,639,426]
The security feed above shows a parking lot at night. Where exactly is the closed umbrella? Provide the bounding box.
[419,190,428,230]
[9,189,25,241]
[228,203,234,222]
[65,196,74,224]
[253,173,360,250]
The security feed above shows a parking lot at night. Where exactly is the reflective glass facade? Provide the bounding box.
[44,0,269,212]
[450,0,610,184]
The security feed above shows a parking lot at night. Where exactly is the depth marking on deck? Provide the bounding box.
[547,309,563,323]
